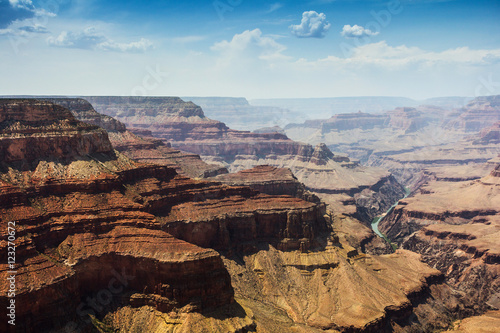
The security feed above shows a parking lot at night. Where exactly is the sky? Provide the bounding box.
[0,0,499,99]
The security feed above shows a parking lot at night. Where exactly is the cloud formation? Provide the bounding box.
[289,11,331,38]
[47,27,153,52]
[211,28,288,62]
[0,0,35,28]
[341,24,379,39]
[316,41,500,69]
[0,23,48,36]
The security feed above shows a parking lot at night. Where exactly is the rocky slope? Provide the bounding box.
[285,95,500,189]
[88,96,406,223]
[212,165,320,202]
[474,121,500,145]
[443,311,500,333]
[45,97,227,178]
[0,99,329,332]
[0,99,464,332]
[446,95,500,132]
[378,163,500,320]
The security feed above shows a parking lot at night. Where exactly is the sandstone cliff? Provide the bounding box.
[284,96,500,189]
[43,97,227,179]
[378,163,500,320]
[87,96,406,223]
[0,100,329,332]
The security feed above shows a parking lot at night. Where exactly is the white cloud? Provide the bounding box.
[211,28,288,62]
[47,27,153,52]
[0,28,19,36]
[8,0,33,10]
[0,23,48,36]
[341,24,379,39]
[289,11,331,38]
[337,41,500,68]
[99,38,153,52]
[47,27,105,49]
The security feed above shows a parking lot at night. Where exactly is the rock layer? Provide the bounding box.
[379,163,500,320]
[88,96,405,222]
[45,97,227,178]
[0,99,329,332]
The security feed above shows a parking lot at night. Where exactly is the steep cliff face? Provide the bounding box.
[42,97,227,179]
[108,130,228,178]
[40,98,127,132]
[301,111,388,132]
[86,96,406,222]
[378,163,500,320]
[86,96,228,142]
[213,165,321,202]
[0,99,113,163]
[475,121,500,144]
[379,164,500,244]
[387,107,430,133]
[284,96,500,190]
[0,100,330,332]
[446,95,500,132]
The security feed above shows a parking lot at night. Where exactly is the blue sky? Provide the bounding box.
[0,0,499,99]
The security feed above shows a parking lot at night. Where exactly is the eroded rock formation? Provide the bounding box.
[0,99,329,332]
[284,96,500,189]
[45,97,227,178]
[87,96,406,223]
[379,163,500,320]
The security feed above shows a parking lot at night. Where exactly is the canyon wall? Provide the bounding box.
[88,96,407,223]
[378,163,500,320]
[0,99,329,332]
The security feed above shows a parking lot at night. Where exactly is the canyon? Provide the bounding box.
[0,99,324,332]
[1,95,498,332]
[378,161,500,321]
[284,96,500,189]
[0,98,470,333]
[87,96,408,225]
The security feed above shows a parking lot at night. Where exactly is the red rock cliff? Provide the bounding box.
[0,99,330,332]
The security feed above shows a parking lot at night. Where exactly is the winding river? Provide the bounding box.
[371,187,411,241]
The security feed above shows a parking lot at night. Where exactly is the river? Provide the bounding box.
[371,187,411,240]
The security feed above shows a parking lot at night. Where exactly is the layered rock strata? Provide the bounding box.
[45,97,227,178]
[284,96,500,189]
[0,100,329,332]
[213,165,321,203]
[379,163,500,319]
[87,96,406,222]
